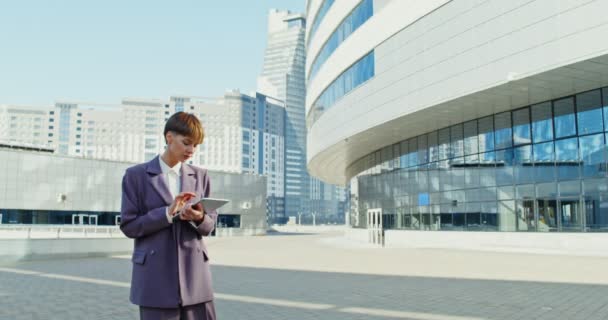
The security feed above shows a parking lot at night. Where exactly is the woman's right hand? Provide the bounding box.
[167,192,196,217]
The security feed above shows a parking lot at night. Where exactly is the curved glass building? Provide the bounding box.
[305,0,608,233]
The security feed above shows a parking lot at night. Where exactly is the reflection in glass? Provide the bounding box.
[478,116,495,153]
[555,137,579,180]
[438,128,450,160]
[576,90,603,135]
[513,108,531,145]
[481,201,498,230]
[534,141,555,182]
[451,124,464,158]
[554,97,576,138]
[498,200,516,231]
[464,120,478,155]
[531,102,553,143]
[517,200,536,231]
[583,179,608,230]
[555,138,578,161]
[353,86,608,233]
[494,112,513,149]
[579,133,605,177]
[533,141,554,162]
[428,131,439,163]
[559,198,582,231]
[418,135,429,165]
[495,148,514,186]
[514,145,533,184]
[537,199,557,231]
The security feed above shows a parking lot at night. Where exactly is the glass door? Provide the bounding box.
[559,197,583,231]
[517,199,536,231]
[537,198,557,231]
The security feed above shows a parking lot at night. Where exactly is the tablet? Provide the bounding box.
[195,198,229,211]
[172,198,230,222]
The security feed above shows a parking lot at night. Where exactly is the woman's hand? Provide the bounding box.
[167,192,196,217]
[180,202,205,223]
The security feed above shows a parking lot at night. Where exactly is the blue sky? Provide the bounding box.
[0,0,305,106]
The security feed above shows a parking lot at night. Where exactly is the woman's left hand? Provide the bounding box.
[180,202,205,223]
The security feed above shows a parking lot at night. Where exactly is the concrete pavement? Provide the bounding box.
[0,231,607,319]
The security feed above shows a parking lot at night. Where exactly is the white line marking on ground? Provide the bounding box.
[341,307,486,320]
[0,267,487,319]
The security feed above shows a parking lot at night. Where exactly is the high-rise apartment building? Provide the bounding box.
[258,8,347,222]
[258,9,309,220]
[2,91,286,220]
[0,105,53,148]
[195,91,286,221]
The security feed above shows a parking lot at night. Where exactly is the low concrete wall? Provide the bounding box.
[270,225,348,233]
[344,227,369,243]
[215,227,266,237]
[0,238,133,263]
[384,230,608,257]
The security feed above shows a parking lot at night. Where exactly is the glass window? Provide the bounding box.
[438,128,450,160]
[417,135,428,165]
[408,138,418,167]
[478,116,495,153]
[463,120,478,155]
[399,140,408,168]
[495,148,514,186]
[498,200,516,231]
[450,124,464,158]
[554,97,576,138]
[579,133,605,177]
[308,0,373,81]
[533,141,554,162]
[514,145,533,184]
[583,179,608,230]
[494,112,513,149]
[602,87,608,132]
[512,108,531,145]
[479,151,496,164]
[555,137,579,161]
[497,186,515,200]
[576,89,603,135]
[531,102,553,143]
[308,0,335,45]
[309,51,375,127]
[428,131,439,162]
[555,137,579,180]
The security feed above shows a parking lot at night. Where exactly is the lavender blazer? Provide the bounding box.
[120,156,217,308]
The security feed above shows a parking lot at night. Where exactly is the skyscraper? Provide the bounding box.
[258,9,309,220]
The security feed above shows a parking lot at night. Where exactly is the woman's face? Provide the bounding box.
[166,132,198,162]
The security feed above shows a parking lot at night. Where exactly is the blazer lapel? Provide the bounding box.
[180,163,197,195]
[146,156,174,205]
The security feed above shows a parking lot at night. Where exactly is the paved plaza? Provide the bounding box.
[1,231,608,319]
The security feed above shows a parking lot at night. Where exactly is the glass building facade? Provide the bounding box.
[308,0,373,82]
[349,87,608,232]
[308,50,375,128]
[307,0,335,46]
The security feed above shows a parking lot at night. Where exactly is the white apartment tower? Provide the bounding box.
[257,9,309,221]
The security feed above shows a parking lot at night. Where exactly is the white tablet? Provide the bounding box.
[195,198,229,211]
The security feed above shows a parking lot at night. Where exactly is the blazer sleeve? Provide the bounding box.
[196,171,217,237]
[120,168,171,239]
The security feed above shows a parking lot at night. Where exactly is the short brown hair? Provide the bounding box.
[164,112,204,144]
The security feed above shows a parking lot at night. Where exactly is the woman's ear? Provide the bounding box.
[165,131,173,145]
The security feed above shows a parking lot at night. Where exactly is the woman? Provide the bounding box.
[120,112,217,320]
